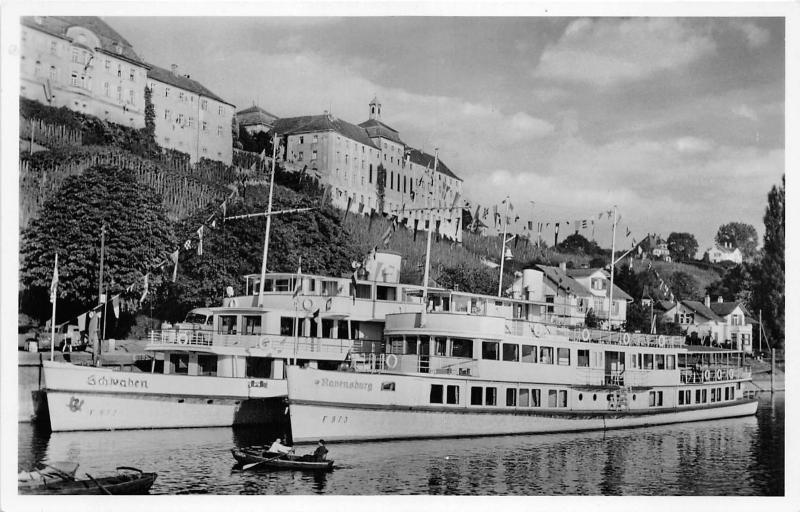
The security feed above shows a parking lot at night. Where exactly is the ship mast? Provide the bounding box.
[608,205,618,327]
[497,197,510,297]
[421,148,439,315]
[258,133,279,307]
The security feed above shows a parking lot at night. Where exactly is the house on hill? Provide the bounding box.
[660,295,753,352]
[236,104,278,134]
[704,243,743,265]
[20,16,149,128]
[635,233,671,261]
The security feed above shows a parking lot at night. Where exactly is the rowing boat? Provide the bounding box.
[19,466,157,495]
[231,448,334,471]
[18,461,79,488]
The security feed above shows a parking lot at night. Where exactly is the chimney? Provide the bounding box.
[717,296,724,303]
[704,295,711,308]
[170,64,178,75]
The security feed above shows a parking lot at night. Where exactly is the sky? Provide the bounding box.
[106,15,785,253]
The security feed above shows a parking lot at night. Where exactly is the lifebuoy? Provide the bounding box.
[657,335,666,347]
[177,332,189,345]
[302,298,313,311]
[386,353,398,369]
[716,369,723,381]
[622,333,631,345]
[259,337,270,349]
[532,324,543,337]
[728,368,735,379]
[581,329,590,342]
[703,369,711,381]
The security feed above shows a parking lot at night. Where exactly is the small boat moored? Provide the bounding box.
[19,466,157,495]
[18,461,79,488]
[231,448,334,471]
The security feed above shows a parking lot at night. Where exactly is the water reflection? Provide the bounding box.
[18,394,783,495]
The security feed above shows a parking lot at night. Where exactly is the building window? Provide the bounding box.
[217,125,223,136]
[312,150,317,160]
[71,48,79,63]
[201,99,208,111]
[430,384,443,404]
[105,59,111,70]
[202,147,208,154]
[369,164,373,183]
[128,89,135,105]
[299,136,304,144]
[70,72,78,86]
[129,68,135,81]
[298,151,304,161]
[178,91,184,102]
[49,66,57,81]
[164,109,171,121]
[50,41,57,54]
[313,134,318,143]
[177,114,184,125]
[202,121,208,132]
[117,64,122,78]
[218,106,224,116]
[164,87,170,98]
[188,117,194,128]
[103,81,109,97]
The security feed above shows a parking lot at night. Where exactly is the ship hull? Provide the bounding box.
[43,361,287,431]
[286,367,759,443]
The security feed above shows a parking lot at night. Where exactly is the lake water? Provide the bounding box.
[17,393,783,495]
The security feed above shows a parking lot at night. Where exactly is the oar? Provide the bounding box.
[43,463,76,481]
[243,453,285,470]
[85,473,113,495]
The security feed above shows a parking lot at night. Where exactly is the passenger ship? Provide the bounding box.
[286,281,757,443]
[43,252,427,431]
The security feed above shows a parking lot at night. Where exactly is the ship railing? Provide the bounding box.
[348,352,479,377]
[567,328,684,348]
[679,365,750,384]
[148,329,213,347]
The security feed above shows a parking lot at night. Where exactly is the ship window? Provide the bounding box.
[243,316,262,335]
[548,390,558,407]
[470,387,483,405]
[656,354,665,370]
[578,393,583,401]
[218,315,237,335]
[686,390,692,404]
[170,354,189,375]
[578,349,590,367]
[502,343,519,362]
[322,280,339,296]
[430,384,444,404]
[197,354,218,376]
[388,336,404,354]
[485,387,497,406]
[451,338,472,358]
[532,389,541,407]
[710,388,716,403]
[716,388,722,401]
[434,337,446,356]
[649,391,663,407]
[557,348,570,366]
[630,353,638,368]
[446,385,459,404]
[246,357,270,378]
[280,317,293,336]
[666,355,675,370]
[506,388,517,406]
[701,389,707,402]
[352,283,372,299]
[539,346,554,364]
[405,337,417,355]
[558,390,567,407]
[274,278,291,292]
[643,354,654,370]
[678,390,685,405]
[521,344,537,363]
[481,341,499,360]
[695,389,702,403]
[519,388,529,407]
[382,382,396,391]
[724,387,730,400]
[376,285,397,301]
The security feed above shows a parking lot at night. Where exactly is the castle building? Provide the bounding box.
[273,97,464,241]
[20,16,149,128]
[147,64,235,164]
[236,105,278,135]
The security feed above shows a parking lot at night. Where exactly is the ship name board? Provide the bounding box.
[87,374,149,389]
[315,377,373,392]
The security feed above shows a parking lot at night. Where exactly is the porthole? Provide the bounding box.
[607,394,612,401]
[578,393,583,401]
[178,399,184,403]
[632,395,636,401]
[207,399,214,404]
[593,394,597,401]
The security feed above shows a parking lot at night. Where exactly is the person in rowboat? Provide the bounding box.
[299,439,328,462]
[268,437,294,455]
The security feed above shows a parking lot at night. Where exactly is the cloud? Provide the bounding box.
[534,18,716,86]
[732,104,759,122]
[675,137,714,154]
[730,20,770,48]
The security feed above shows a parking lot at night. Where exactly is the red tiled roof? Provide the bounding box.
[407,148,461,182]
[273,114,379,149]
[681,301,722,322]
[359,118,403,144]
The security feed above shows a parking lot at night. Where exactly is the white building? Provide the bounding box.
[147,64,235,164]
[20,16,148,128]
[705,243,743,265]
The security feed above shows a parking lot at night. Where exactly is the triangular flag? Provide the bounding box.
[112,295,120,318]
[196,225,204,255]
[140,273,149,303]
[50,253,59,303]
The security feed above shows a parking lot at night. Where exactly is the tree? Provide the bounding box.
[751,175,784,347]
[715,222,758,261]
[706,264,754,306]
[613,265,642,300]
[666,232,698,262]
[556,232,601,255]
[143,86,156,145]
[625,302,651,332]
[668,271,701,301]
[20,165,175,323]
[437,264,498,296]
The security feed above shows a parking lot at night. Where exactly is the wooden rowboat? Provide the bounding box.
[19,466,157,495]
[18,461,80,488]
[232,448,334,471]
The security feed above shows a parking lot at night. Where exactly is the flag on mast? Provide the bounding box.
[50,254,59,303]
[140,273,149,303]
[293,257,303,298]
